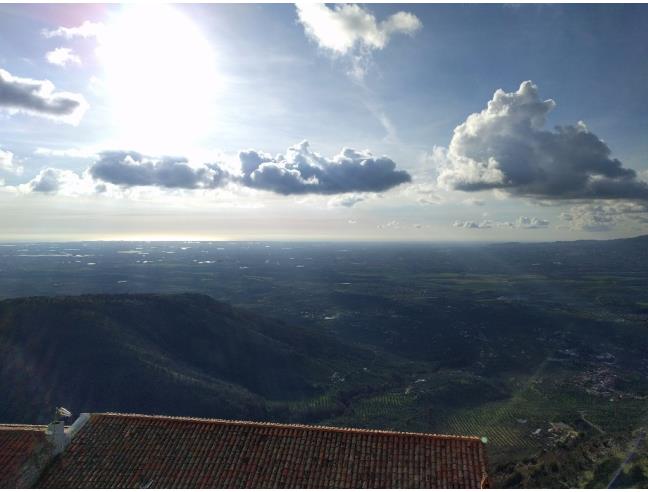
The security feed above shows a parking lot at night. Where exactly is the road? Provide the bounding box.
[606,429,646,488]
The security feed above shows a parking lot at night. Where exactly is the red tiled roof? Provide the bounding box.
[37,413,489,488]
[0,424,50,488]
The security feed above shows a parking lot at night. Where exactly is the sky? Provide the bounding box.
[1,3,648,242]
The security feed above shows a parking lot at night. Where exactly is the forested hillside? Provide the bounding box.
[0,293,373,423]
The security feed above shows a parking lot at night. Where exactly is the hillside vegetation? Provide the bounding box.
[0,293,373,423]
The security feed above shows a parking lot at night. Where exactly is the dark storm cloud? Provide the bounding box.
[437,81,648,201]
[238,141,411,195]
[0,68,87,124]
[89,151,228,189]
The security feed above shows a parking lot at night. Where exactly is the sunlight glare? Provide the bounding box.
[99,5,219,153]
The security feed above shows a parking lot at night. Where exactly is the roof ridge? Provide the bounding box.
[0,424,48,431]
[94,412,483,441]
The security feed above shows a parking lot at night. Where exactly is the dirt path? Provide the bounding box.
[579,411,606,435]
[606,429,646,488]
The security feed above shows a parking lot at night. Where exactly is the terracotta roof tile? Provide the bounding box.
[36,413,488,488]
[0,424,50,488]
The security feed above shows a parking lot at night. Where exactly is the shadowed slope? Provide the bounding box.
[0,293,369,423]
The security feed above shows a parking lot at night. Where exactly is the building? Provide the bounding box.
[1,412,490,488]
[0,424,51,488]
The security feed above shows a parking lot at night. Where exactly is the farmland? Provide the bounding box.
[1,237,648,486]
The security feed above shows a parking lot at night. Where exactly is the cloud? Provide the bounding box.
[377,220,400,229]
[89,151,228,189]
[34,147,98,159]
[22,168,97,196]
[0,147,22,175]
[515,216,550,229]
[0,148,12,171]
[463,198,485,206]
[238,141,410,195]
[296,3,421,55]
[364,99,399,143]
[641,169,648,182]
[295,4,419,139]
[46,47,81,67]
[0,68,88,124]
[404,182,444,205]
[296,3,421,81]
[453,216,549,230]
[42,20,105,39]
[18,143,409,199]
[453,220,492,229]
[26,168,68,193]
[560,201,648,232]
[328,193,368,208]
[418,195,443,205]
[437,81,648,201]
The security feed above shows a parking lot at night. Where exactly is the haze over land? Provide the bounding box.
[0,4,648,241]
[1,237,648,487]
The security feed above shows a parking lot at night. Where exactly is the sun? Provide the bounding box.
[98,5,219,154]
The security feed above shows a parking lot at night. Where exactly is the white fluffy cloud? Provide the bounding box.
[0,68,88,124]
[296,3,421,55]
[453,220,493,229]
[437,81,648,201]
[560,201,648,232]
[453,216,550,230]
[515,216,550,229]
[46,48,81,67]
[295,3,419,141]
[21,168,98,196]
[296,3,421,80]
[0,148,22,175]
[0,148,12,171]
[42,20,105,39]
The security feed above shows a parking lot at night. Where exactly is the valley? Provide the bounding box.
[1,237,648,487]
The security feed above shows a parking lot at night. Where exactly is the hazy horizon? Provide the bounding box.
[1,234,646,245]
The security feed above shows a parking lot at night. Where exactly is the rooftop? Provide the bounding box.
[34,413,489,488]
[0,424,51,488]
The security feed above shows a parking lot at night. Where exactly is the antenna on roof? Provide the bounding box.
[55,407,72,421]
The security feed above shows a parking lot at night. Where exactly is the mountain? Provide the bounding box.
[0,293,372,424]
